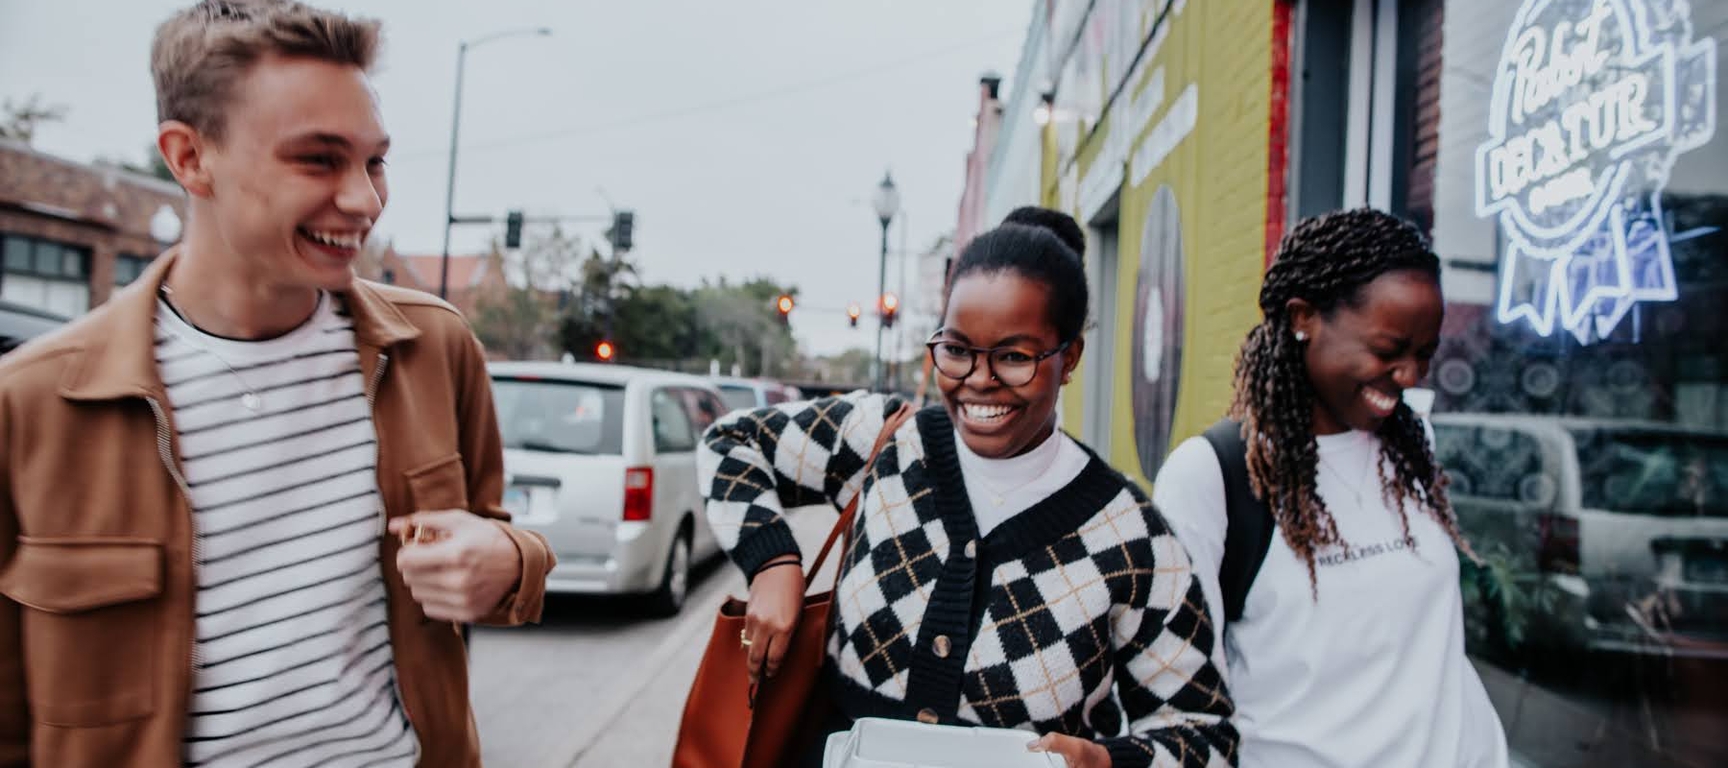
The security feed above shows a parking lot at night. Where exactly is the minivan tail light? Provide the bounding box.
[1536,512,1580,574]
[623,467,654,522]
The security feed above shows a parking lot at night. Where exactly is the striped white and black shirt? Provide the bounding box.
[156,292,418,768]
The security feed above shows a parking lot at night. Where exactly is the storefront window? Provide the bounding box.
[1417,0,1726,763]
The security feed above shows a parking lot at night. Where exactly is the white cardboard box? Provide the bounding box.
[822,717,1068,768]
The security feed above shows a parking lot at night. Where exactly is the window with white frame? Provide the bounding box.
[115,254,152,286]
[1,235,91,318]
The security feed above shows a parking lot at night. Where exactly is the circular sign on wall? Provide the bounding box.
[1131,185,1186,480]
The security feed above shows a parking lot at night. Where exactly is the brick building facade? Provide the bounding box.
[0,138,188,317]
[1,139,508,322]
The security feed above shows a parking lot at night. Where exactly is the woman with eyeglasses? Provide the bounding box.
[697,207,1236,768]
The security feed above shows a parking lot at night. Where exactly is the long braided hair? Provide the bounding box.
[1230,208,1475,594]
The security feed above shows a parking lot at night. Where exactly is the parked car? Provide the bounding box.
[489,361,730,615]
[0,300,65,356]
[1432,413,1728,660]
[711,376,799,413]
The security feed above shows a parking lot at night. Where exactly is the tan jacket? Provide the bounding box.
[0,250,554,767]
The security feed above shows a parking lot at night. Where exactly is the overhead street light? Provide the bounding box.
[870,171,899,390]
[437,26,553,299]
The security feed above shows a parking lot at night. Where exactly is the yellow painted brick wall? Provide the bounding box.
[1057,0,1274,489]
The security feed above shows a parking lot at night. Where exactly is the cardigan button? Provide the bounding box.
[916,708,940,724]
[964,540,977,559]
[932,634,952,658]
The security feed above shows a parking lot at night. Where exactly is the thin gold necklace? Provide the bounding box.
[964,432,1057,507]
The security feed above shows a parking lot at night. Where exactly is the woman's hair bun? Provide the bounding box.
[1002,206,1084,262]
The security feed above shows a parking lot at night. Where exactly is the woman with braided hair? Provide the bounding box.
[1151,208,1508,767]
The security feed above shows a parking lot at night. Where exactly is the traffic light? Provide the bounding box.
[609,210,635,252]
[595,340,615,362]
[879,293,900,329]
[775,294,794,325]
[846,302,861,328]
[505,210,524,249]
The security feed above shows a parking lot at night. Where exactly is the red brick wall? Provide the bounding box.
[1265,0,1296,266]
[1406,0,1444,235]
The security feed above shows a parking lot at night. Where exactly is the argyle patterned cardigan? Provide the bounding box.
[698,392,1237,768]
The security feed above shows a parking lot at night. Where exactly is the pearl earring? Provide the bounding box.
[1294,331,1308,342]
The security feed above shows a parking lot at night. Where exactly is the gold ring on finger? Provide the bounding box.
[739,629,753,648]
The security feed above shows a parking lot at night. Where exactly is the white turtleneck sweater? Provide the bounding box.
[951,428,1091,535]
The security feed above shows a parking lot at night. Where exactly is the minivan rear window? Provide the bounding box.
[717,384,758,413]
[492,378,625,455]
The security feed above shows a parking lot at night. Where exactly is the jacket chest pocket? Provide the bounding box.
[405,453,470,513]
[0,538,164,726]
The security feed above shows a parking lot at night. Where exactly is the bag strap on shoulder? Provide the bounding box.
[807,402,915,583]
[1201,418,1276,625]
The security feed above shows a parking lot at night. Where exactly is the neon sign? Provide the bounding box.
[1475,0,1715,343]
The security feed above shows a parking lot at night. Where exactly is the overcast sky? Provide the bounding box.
[0,0,1028,356]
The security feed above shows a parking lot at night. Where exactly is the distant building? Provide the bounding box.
[353,247,506,318]
[0,138,188,317]
[955,74,1004,253]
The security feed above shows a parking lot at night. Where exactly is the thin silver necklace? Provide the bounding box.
[156,284,314,412]
[1317,441,1379,509]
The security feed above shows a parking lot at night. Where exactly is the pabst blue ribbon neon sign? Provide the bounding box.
[1475,0,1715,343]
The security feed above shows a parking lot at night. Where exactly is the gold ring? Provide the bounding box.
[739,629,753,648]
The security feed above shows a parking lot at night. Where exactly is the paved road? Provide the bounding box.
[466,507,840,767]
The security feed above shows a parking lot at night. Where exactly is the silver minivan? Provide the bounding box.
[489,361,728,614]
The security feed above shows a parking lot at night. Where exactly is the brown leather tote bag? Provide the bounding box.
[671,403,913,768]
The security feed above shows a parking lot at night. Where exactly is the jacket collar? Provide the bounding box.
[59,246,420,402]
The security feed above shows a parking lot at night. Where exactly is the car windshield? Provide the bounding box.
[491,377,625,455]
[717,384,758,413]
[1571,427,1728,517]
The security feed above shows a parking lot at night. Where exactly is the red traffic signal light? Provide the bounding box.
[595,340,615,362]
[776,294,794,315]
[879,293,900,328]
[847,302,861,328]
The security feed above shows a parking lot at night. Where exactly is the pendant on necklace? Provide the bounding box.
[240,392,263,411]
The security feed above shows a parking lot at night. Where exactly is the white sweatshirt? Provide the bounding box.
[1153,429,1510,768]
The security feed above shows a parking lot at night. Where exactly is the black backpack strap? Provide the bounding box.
[1201,418,1276,625]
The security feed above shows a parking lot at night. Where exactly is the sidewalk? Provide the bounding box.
[564,507,841,768]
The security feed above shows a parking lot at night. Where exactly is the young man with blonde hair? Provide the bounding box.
[0,1,553,765]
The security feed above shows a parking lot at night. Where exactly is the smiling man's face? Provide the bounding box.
[193,54,390,291]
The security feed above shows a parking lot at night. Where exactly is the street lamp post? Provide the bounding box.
[438,26,552,299]
[870,171,899,391]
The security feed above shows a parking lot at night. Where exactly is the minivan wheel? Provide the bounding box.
[648,529,692,616]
